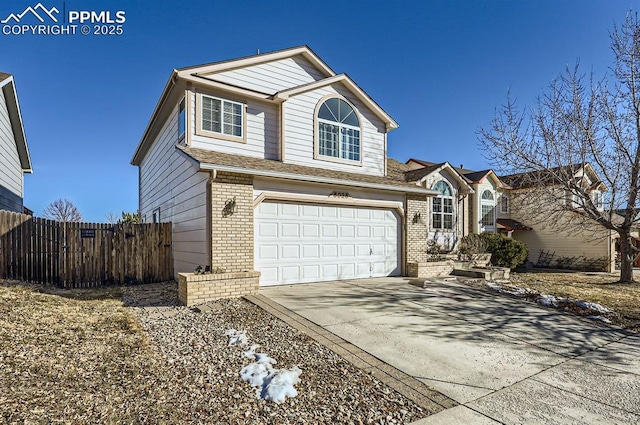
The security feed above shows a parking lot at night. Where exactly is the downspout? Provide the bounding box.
[205,169,218,268]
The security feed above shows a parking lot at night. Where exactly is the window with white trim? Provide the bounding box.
[432,181,454,230]
[500,193,509,214]
[201,95,243,138]
[178,97,186,139]
[152,208,160,224]
[591,190,603,210]
[481,190,495,227]
[317,98,360,161]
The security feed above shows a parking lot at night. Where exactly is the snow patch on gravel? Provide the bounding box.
[227,329,302,404]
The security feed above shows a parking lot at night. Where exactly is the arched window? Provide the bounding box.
[481,190,495,228]
[432,181,454,230]
[317,98,361,161]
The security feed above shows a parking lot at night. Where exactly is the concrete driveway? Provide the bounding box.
[260,277,640,424]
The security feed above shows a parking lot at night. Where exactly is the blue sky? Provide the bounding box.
[1,0,636,221]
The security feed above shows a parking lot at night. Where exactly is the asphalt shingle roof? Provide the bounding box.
[178,146,426,191]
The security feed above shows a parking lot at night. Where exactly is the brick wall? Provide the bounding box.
[178,271,260,306]
[211,172,254,272]
[406,194,429,265]
[407,261,454,278]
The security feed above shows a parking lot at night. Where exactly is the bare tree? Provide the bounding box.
[43,199,83,223]
[478,11,640,283]
[105,211,118,224]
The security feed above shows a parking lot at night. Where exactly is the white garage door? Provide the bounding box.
[255,201,401,286]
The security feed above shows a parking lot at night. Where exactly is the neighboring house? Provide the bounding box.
[404,159,615,271]
[131,46,440,286]
[0,72,32,213]
[500,165,615,272]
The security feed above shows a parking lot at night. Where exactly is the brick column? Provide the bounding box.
[406,194,428,265]
[210,172,254,272]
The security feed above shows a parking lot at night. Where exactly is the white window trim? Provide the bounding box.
[500,193,509,214]
[432,180,455,231]
[313,95,363,166]
[178,97,186,142]
[152,207,160,224]
[480,190,495,229]
[195,92,247,143]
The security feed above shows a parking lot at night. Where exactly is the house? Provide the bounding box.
[0,72,32,213]
[500,165,615,272]
[131,46,440,293]
[404,158,616,272]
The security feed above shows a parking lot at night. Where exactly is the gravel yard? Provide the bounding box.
[1,280,428,424]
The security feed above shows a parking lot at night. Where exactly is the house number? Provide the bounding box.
[330,191,351,198]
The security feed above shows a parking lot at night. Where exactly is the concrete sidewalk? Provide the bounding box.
[260,277,640,424]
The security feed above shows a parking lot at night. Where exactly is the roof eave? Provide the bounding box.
[193,161,436,195]
[274,73,398,131]
[176,45,336,79]
[1,76,32,172]
[131,70,179,166]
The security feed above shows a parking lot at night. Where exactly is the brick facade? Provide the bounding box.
[178,271,260,306]
[211,172,254,272]
[407,260,454,278]
[406,194,429,266]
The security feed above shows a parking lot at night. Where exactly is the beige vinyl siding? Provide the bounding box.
[283,83,386,177]
[189,93,279,160]
[0,88,23,208]
[205,56,325,94]
[140,101,209,275]
[512,212,611,267]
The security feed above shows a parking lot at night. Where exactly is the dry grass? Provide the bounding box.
[511,271,640,331]
[0,280,175,423]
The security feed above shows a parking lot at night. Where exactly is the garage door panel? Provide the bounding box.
[302,224,319,237]
[258,222,278,237]
[340,244,355,257]
[322,264,338,279]
[302,265,320,279]
[281,245,300,259]
[302,244,320,258]
[255,202,401,286]
[281,204,299,216]
[322,244,338,257]
[322,207,338,218]
[281,223,299,237]
[302,205,319,217]
[281,266,300,281]
[340,225,355,238]
[258,245,279,260]
[322,224,338,237]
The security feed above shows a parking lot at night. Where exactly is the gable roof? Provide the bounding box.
[0,73,31,172]
[176,45,336,78]
[178,146,437,195]
[500,164,606,190]
[133,45,398,165]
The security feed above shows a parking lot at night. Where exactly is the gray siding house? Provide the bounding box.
[0,72,31,212]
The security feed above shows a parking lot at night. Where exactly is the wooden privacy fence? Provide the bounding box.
[0,210,173,288]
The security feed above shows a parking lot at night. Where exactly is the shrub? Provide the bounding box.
[459,233,528,269]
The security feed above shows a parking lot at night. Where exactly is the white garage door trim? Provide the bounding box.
[255,199,402,286]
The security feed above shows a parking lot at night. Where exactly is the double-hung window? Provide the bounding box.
[500,193,509,214]
[200,94,243,138]
[317,98,361,161]
[432,181,454,230]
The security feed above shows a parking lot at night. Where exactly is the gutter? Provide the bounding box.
[198,163,438,196]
